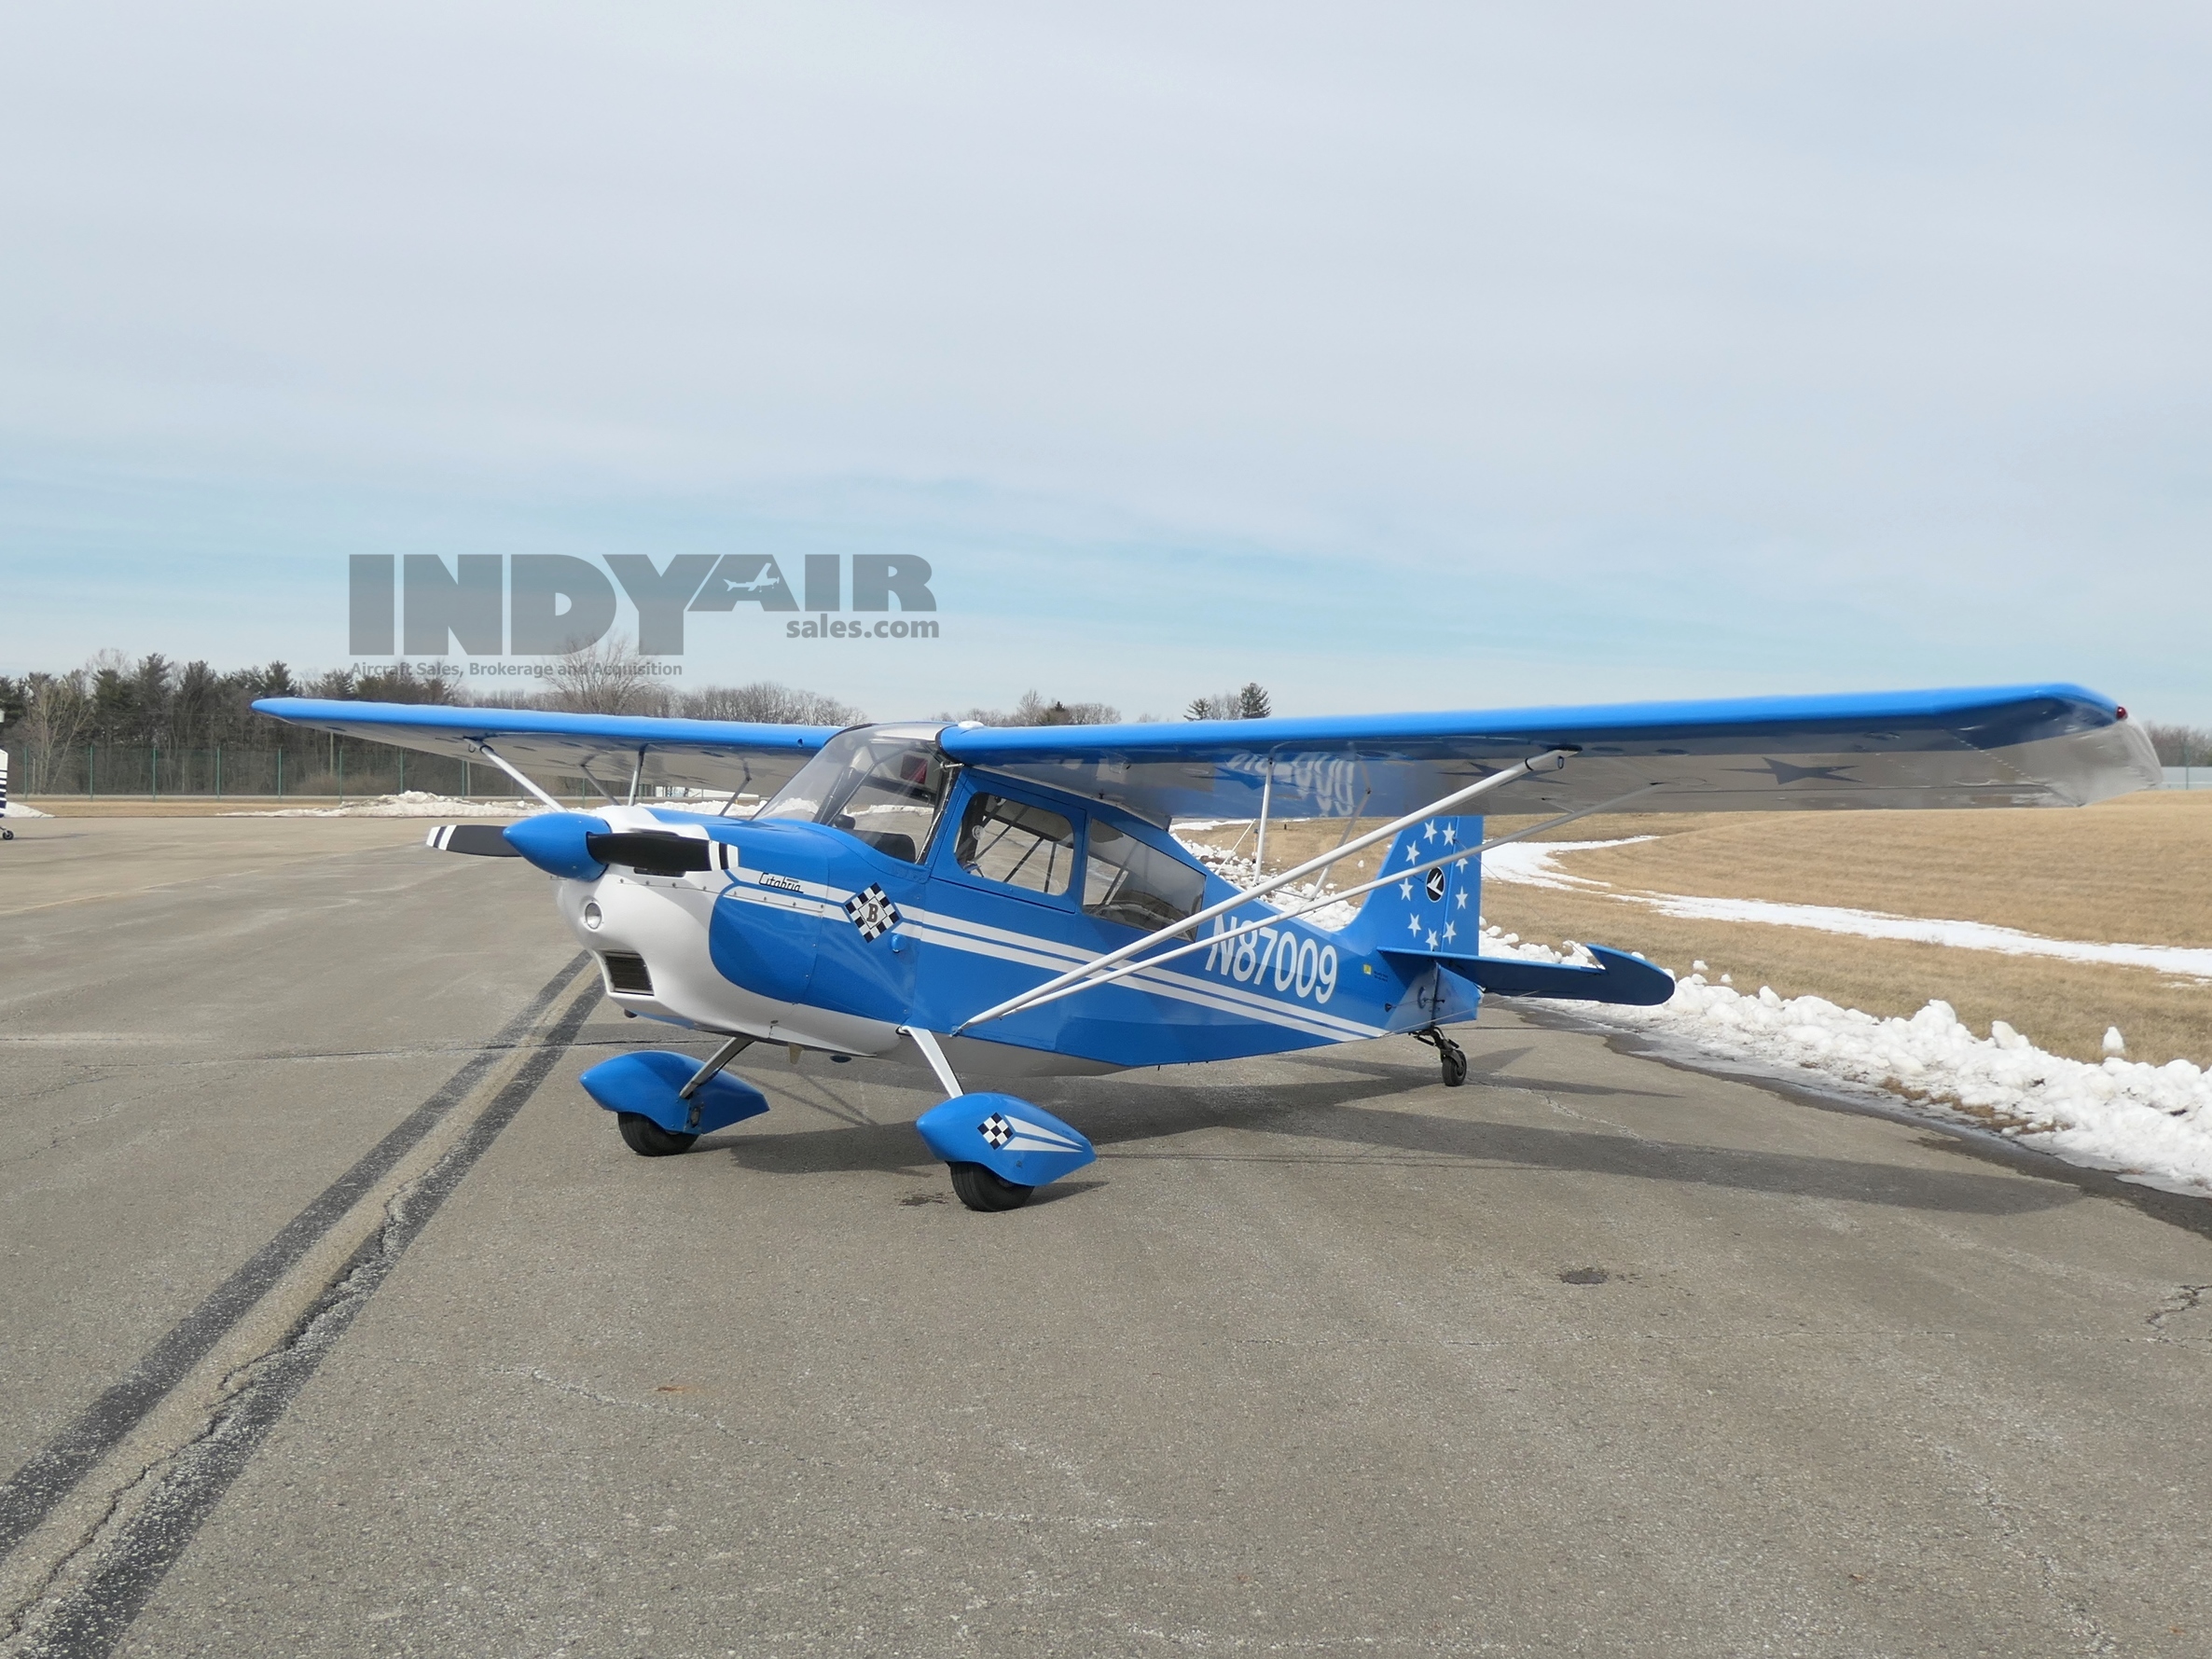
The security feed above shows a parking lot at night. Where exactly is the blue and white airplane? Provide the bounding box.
[257,686,2159,1211]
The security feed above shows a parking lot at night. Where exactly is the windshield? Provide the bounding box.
[754,726,954,863]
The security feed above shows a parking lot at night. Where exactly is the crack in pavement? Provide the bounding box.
[492,1367,740,1438]
[2146,1283,2211,1339]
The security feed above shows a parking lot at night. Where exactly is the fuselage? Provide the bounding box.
[518,725,1467,1079]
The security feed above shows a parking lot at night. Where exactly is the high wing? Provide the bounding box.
[251,698,836,802]
[940,684,2159,823]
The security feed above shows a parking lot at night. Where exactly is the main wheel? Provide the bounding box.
[1438,1038,1469,1088]
[948,1161,1034,1212]
[617,1113,698,1157]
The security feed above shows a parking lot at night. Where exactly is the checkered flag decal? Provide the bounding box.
[980,1113,1014,1149]
[843,883,902,942]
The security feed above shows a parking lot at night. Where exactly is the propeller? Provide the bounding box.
[431,814,727,880]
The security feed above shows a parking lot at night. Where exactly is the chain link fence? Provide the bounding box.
[14,740,536,801]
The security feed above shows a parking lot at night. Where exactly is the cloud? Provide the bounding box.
[1,2,2207,714]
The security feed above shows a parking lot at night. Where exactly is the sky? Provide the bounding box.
[2,2,2207,721]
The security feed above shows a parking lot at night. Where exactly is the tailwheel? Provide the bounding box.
[948,1161,1034,1212]
[616,1113,698,1157]
[1414,1027,1470,1088]
[1439,1038,1468,1087]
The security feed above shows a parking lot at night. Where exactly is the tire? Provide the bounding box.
[1439,1040,1469,1088]
[617,1112,698,1157]
[948,1161,1034,1212]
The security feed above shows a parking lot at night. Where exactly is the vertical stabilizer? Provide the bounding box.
[1341,813,1484,954]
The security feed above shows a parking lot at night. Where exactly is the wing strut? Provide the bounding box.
[952,750,1574,1033]
[957,780,1664,1030]
[469,740,564,811]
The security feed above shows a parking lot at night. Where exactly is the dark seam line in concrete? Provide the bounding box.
[1514,1002,2212,1243]
[0,953,590,1567]
[20,981,602,1659]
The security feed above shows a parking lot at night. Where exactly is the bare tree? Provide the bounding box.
[540,636,669,716]
[2144,722,2212,767]
[13,668,92,793]
[947,690,1121,726]
[1186,690,1240,720]
[679,681,864,726]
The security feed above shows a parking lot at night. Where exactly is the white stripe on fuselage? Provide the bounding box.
[712,875,1386,1044]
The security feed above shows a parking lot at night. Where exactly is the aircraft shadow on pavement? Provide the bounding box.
[708,1060,2079,1219]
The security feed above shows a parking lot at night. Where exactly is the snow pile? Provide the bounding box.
[1176,839,1362,932]
[225,791,535,820]
[1625,978,2212,1194]
[1464,922,2212,1196]
[1483,838,2212,981]
[2,801,52,818]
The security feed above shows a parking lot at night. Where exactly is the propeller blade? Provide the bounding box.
[424,823,522,857]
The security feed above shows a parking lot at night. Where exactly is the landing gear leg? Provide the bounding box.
[1413,1027,1469,1087]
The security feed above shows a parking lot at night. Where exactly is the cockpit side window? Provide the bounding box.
[954,793,1076,896]
[754,729,952,863]
[1082,820,1208,934]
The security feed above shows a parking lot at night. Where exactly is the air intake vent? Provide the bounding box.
[586,831,713,877]
[600,952,655,996]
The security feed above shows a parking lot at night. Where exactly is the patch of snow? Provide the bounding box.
[1477,837,1659,890]
[1483,838,2212,983]
[1478,919,2212,1196]
[223,791,535,820]
[2,801,51,818]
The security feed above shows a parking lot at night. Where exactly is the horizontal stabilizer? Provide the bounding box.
[1383,944,1676,1006]
[424,823,522,857]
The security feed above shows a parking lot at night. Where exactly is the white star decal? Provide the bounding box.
[1398,879,1414,900]
[1426,930,1439,949]
[1423,821,1437,842]
[1406,844,1422,864]
[1406,914,1422,934]
[1444,922,1458,943]
[1454,890,1468,908]
[1443,824,1457,845]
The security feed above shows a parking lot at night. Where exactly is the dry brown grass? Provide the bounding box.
[1179,794,2212,1070]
